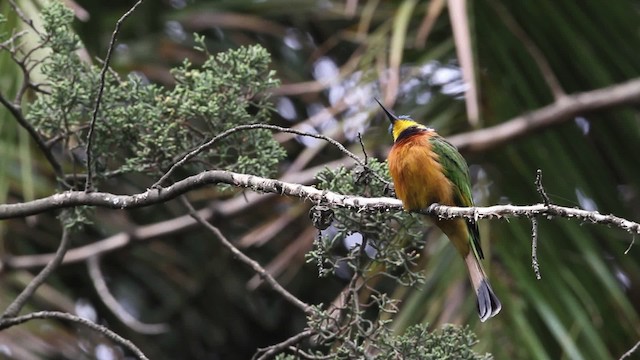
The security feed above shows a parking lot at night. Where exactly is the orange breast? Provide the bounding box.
[388,133,455,211]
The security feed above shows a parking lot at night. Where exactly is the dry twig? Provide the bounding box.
[0,311,149,360]
[180,196,312,314]
[2,228,70,318]
[85,0,145,191]
[87,255,169,334]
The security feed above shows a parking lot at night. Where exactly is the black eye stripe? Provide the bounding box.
[395,126,428,142]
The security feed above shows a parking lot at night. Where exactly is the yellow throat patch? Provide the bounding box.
[391,118,427,142]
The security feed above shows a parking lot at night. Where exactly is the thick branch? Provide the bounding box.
[1,170,639,234]
[2,160,349,270]
[449,77,640,152]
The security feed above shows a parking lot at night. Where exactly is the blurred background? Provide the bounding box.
[1,0,640,359]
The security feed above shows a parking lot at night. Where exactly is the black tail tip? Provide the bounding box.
[477,279,502,322]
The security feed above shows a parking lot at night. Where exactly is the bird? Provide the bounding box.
[376,99,501,322]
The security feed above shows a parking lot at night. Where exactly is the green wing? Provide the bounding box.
[430,135,484,259]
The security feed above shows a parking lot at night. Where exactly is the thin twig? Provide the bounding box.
[7,0,41,35]
[531,217,541,280]
[624,236,635,255]
[85,0,144,191]
[619,340,640,360]
[179,196,312,314]
[2,228,71,318]
[0,310,149,360]
[535,169,550,206]
[0,90,67,186]
[87,255,169,334]
[2,3,67,185]
[357,132,368,165]
[153,124,388,188]
[254,329,314,360]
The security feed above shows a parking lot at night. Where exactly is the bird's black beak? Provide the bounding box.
[375,98,397,125]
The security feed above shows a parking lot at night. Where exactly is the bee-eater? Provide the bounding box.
[376,99,501,322]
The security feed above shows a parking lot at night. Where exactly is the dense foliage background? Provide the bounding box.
[1,0,640,359]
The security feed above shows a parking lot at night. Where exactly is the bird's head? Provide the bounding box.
[375,99,427,142]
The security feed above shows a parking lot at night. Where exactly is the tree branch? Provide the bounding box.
[531,217,541,280]
[449,77,640,152]
[2,160,350,271]
[0,80,66,186]
[254,329,315,360]
[85,0,144,191]
[180,197,312,314]
[0,311,149,360]
[1,170,639,236]
[153,123,384,188]
[620,340,640,360]
[2,227,70,318]
[87,255,169,334]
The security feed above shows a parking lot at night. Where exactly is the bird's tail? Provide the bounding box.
[465,253,501,322]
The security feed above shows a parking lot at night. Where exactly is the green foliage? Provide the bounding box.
[311,160,425,285]
[275,323,491,360]
[375,323,492,360]
[58,206,92,230]
[26,2,284,184]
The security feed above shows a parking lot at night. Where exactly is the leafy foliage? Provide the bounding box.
[275,323,492,360]
[312,160,425,285]
[27,2,284,183]
[375,323,493,360]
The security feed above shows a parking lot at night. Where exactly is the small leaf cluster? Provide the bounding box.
[311,159,425,285]
[273,323,491,360]
[26,2,285,185]
[373,323,493,360]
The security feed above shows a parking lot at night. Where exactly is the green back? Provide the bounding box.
[429,136,484,259]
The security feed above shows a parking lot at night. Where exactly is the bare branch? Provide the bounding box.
[254,329,314,360]
[620,340,640,360]
[0,90,67,186]
[625,236,635,255]
[7,0,41,35]
[87,255,169,334]
[2,228,70,318]
[0,311,149,360]
[1,170,639,236]
[180,196,312,314]
[531,217,541,280]
[85,0,144,191]
[449,78,640,152]
[2,160,348,270]
[153,123,388,188]
[357,132,368,165]
[535,169,550,206]
[0,3,69,186]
